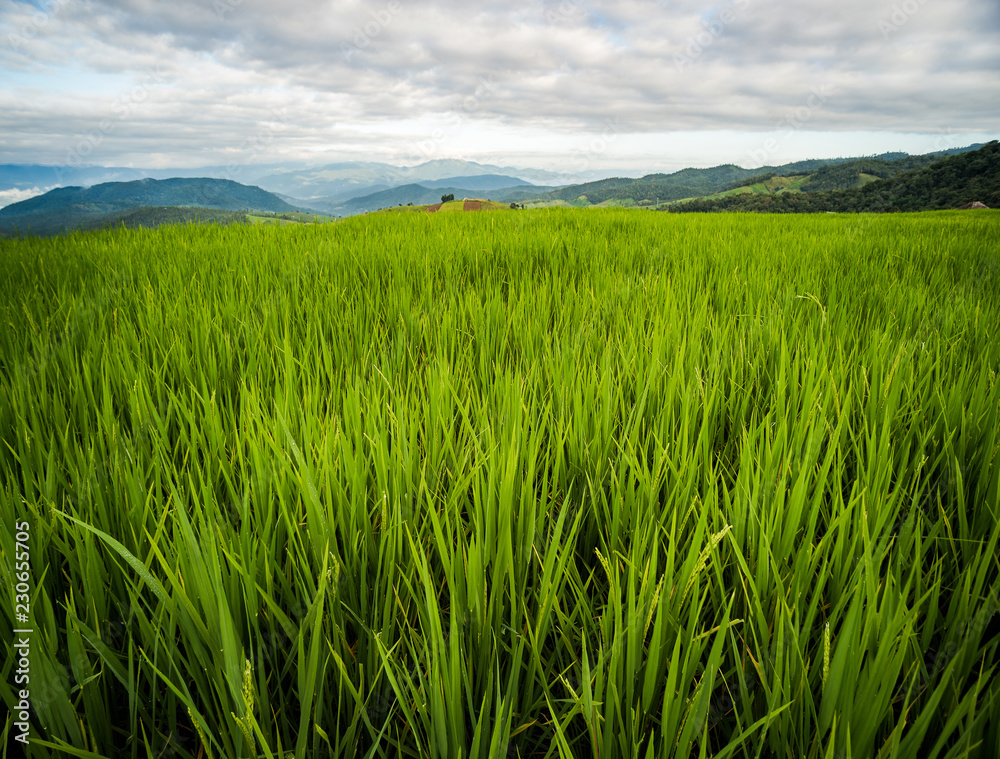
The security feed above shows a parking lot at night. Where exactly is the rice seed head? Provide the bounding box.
[189,707,214,759]
[230,659,255,752]
[242,658,254,718]
[823,622,831,691]
[681,525,732,604]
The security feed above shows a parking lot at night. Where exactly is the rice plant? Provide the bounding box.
[1,209,998,758]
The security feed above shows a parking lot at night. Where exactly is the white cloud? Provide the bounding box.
[0,186,52,208]
[0,0,997,170]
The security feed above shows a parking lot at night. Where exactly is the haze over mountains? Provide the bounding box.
[1,143,994,237]
[3,144,988,211]
[0,159,602,210]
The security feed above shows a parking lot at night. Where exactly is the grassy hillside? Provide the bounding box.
[375,198,513,213]
[311,184,533,215]
[671,141,1000,213]
[1,210,998,758]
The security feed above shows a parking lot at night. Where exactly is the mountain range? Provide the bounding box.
[3,146,986,217]
[247,160,575,202]
[1,144,994,237]
[0,158,597,210]
[302,176,543,215]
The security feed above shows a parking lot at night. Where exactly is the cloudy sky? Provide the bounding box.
[2,0,999,175]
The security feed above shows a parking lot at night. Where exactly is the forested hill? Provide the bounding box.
[541,160,838,206]
[0,177,300,217]
[0,177,303,236]
[532,144,985,208]
[669,141,1000,213]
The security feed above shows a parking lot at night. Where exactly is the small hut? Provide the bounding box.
[957,201,990,209]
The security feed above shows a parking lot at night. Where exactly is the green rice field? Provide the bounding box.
[1,209,999,758]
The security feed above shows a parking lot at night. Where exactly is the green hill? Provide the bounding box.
[532,159,856,207]
[669,141,1000,213]
[794,154,950,192]
[530,145,986,208]
[539,165,763,206]
[0,177,303,236]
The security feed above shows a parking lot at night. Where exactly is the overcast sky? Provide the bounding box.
[2,0,998,174]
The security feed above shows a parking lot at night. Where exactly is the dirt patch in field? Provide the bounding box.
[463,200,482,211]
[425,203,443,212]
